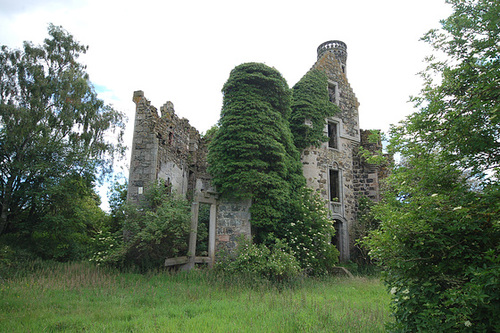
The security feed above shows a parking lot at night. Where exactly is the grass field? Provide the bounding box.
[0,262,391,332]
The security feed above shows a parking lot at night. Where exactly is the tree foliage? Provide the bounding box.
[366,1,500,331]
[409,0,500,175]
[112,181,191,271]
[290,69,339,150]
[0,24,125,242]
[27,174,107,260]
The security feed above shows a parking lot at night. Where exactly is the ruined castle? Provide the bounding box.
[127,40,386,264]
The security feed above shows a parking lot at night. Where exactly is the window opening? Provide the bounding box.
[332,219,341,248]
[165,178,172,194]
[328,81,339,105]
[328,122,338,149]
[332,219,343,261]
[329,169,340,202]
[329,85,336,104]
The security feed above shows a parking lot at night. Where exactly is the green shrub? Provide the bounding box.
[88,229,119,266]
[352,196,380,269]
[104,181,191,271]
[217,239,302,285]
[282,187,339,275]
[366,159,500,332]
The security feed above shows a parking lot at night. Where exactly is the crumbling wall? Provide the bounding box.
[127,41,388,263]
[128,91,252,258]
[127,91,210,204]
[127,91,161,204]
[353,130,383,202]
[216,198,252,252]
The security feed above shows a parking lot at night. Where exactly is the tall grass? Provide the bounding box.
[0,262,390,332]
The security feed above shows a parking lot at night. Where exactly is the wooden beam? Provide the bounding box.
[164,256,212,267]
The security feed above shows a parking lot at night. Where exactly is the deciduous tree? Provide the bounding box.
[0,25,125,244]
[367,1,500,331]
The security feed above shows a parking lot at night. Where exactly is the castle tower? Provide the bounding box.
[127,91,160,204]
[127,91,197,205]
[317,40,348,73]
[301,40,361,262]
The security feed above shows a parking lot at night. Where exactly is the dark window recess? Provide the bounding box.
[328,85,336,104]
[329,169,340,202]
[332,219,342,250]
[165,178,172,194]
[328,122,338,149]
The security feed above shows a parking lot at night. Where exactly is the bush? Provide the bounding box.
[102,181,191,271]
[366,161,500,332]
[282,187,339,275]
[216,239,302,285]
[88,229,119,266]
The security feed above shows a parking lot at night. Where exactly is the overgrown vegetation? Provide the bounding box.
[0,261,390,332]
[95,181,191,271]
[366,0,500,331]
[208,63,338,275]
[216,238,303,285]
[208,63,304,242]
[290,69,339,150]
[0,25,124,261]
[280,187,339,275]
[351,196,380,270]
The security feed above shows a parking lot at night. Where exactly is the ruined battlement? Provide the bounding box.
[127,90,211,205]
[317,40,347,67]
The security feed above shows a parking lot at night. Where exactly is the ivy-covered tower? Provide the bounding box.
[299,40,384,261]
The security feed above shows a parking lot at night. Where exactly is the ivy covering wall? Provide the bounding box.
[208,63,339,274]
[208,63,304,242]
[290,69,339,150]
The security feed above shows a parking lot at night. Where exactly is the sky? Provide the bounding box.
[0,0,452,206]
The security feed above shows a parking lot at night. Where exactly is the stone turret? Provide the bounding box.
[317,40,347,73]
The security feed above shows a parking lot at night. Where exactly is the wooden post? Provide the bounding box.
[182,202,199,271]
[208,203,216,268]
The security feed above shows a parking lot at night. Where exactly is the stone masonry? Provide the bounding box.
[127,40,387,263]
[128,91,251,258]
[300,40,388,261]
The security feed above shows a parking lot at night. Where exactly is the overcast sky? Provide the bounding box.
[1,0,452,205]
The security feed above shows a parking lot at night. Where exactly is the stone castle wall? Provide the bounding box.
[127,91,252,257]
[128,91,211,204]
[127,41,387,263]
[216,199,252,252]
[299,44,363,261]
